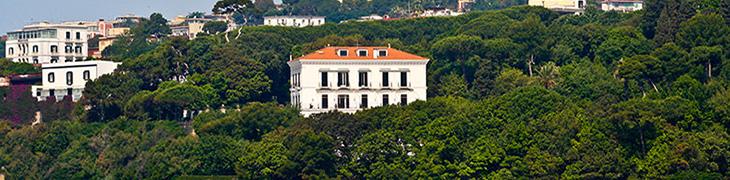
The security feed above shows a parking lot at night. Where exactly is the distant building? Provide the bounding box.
[288,46,429,117]
[359,15,384,21]
[31,60,120,102]
[529,0,587,14]
[264,16,326,27]
[601,0,643,12]
[5,22,91,64]
[168,13,236,39]
[418,7,464,17]
[458,0,475,12]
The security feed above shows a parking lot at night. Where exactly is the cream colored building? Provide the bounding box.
[5,22,90,64]
[289,46,429,117]
[529,0,586,14]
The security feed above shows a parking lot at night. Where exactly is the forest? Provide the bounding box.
[1,0,730,178]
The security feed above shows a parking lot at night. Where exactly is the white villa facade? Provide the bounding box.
[264,16,325,27]
[31,61,120,102]
[529,0,587,14]
[601,0,643,12]
[288,46,429,117]
[5,22,91,64]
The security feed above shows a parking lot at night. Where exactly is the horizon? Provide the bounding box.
[0,0,261,34]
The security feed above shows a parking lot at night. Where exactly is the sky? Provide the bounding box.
[0,0,229,34]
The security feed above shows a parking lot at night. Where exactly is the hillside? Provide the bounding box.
[1,3,730,179]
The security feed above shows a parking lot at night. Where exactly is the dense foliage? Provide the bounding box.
[2,2,730,179]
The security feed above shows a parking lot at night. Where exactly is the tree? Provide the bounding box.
[536,62,560,89]
[437,73,470,97]
[187,11,205,18]
[618,55,662,95]
[676,13,729,49]
[82,72,143,122]
[689,46,723,79]
[431,35,485,81]
[473,57,501,98]
[213,0,256,25]
[653,0,696,45]
[493,68,535,95]
[508,14,547,76]
[203,21,229,34]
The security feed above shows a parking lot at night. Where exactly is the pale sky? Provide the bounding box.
[0,0,225,34]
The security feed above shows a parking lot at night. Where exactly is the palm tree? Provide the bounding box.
[536,62,560,89]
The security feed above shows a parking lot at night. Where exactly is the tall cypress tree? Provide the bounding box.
[640,0,664,39]
[653,0,695,45]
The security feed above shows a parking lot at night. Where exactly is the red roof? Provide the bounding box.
[295,46,428,61]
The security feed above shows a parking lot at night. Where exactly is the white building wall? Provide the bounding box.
[290,59,428,117]
[5,23,89,64]
[264,16,326,27]
[31,61,120,101]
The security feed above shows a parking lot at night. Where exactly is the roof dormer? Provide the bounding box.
[337,49,348,57]
[357,49,368,57]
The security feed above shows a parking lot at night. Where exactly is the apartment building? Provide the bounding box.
[5,22,91,64]
[264,16,325,27]
[288,46,429,117]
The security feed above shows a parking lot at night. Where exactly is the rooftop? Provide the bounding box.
[295,46,429,61]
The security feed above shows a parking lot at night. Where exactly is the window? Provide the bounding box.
[321,94,329,109]
[67,88,73,96]
[400,94,408,106]
[337,72,349,87]
[48,73,55,82]
[382,72,389,87]
[36,89,41,97]
[8,48,13,55]
[337,49,348,56]
[75,32,81,39]
[74,46,82,53]
[382,94,389,106]
[51,45,58,53]
[360,94,368,108]
[321,72,328,87]
[400,72,408,87]
[65,45,72,53]
[49,89,55,96]
[33,58,38,64]
[66,71,73,85]
[32,45,38,53]
[337,95,349,109]
[83,70,90,80]
[378,50,387,57]
[51,58,58,63]
[66,32,71,39]
[357,49,367,57]
[358,72,368,87]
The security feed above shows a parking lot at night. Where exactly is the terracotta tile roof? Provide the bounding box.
[294,46,429,61]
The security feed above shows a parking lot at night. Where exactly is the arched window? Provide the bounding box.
[51,45,58,53]
[48,73,55,82]
[65,45,72,53]
[8,47,13,55]
[51,58,58,63]
[32,45,38,53]
[83,70,90,80]
[33,58,38,64]
[66,71,73,85]
[74,46,82,53]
